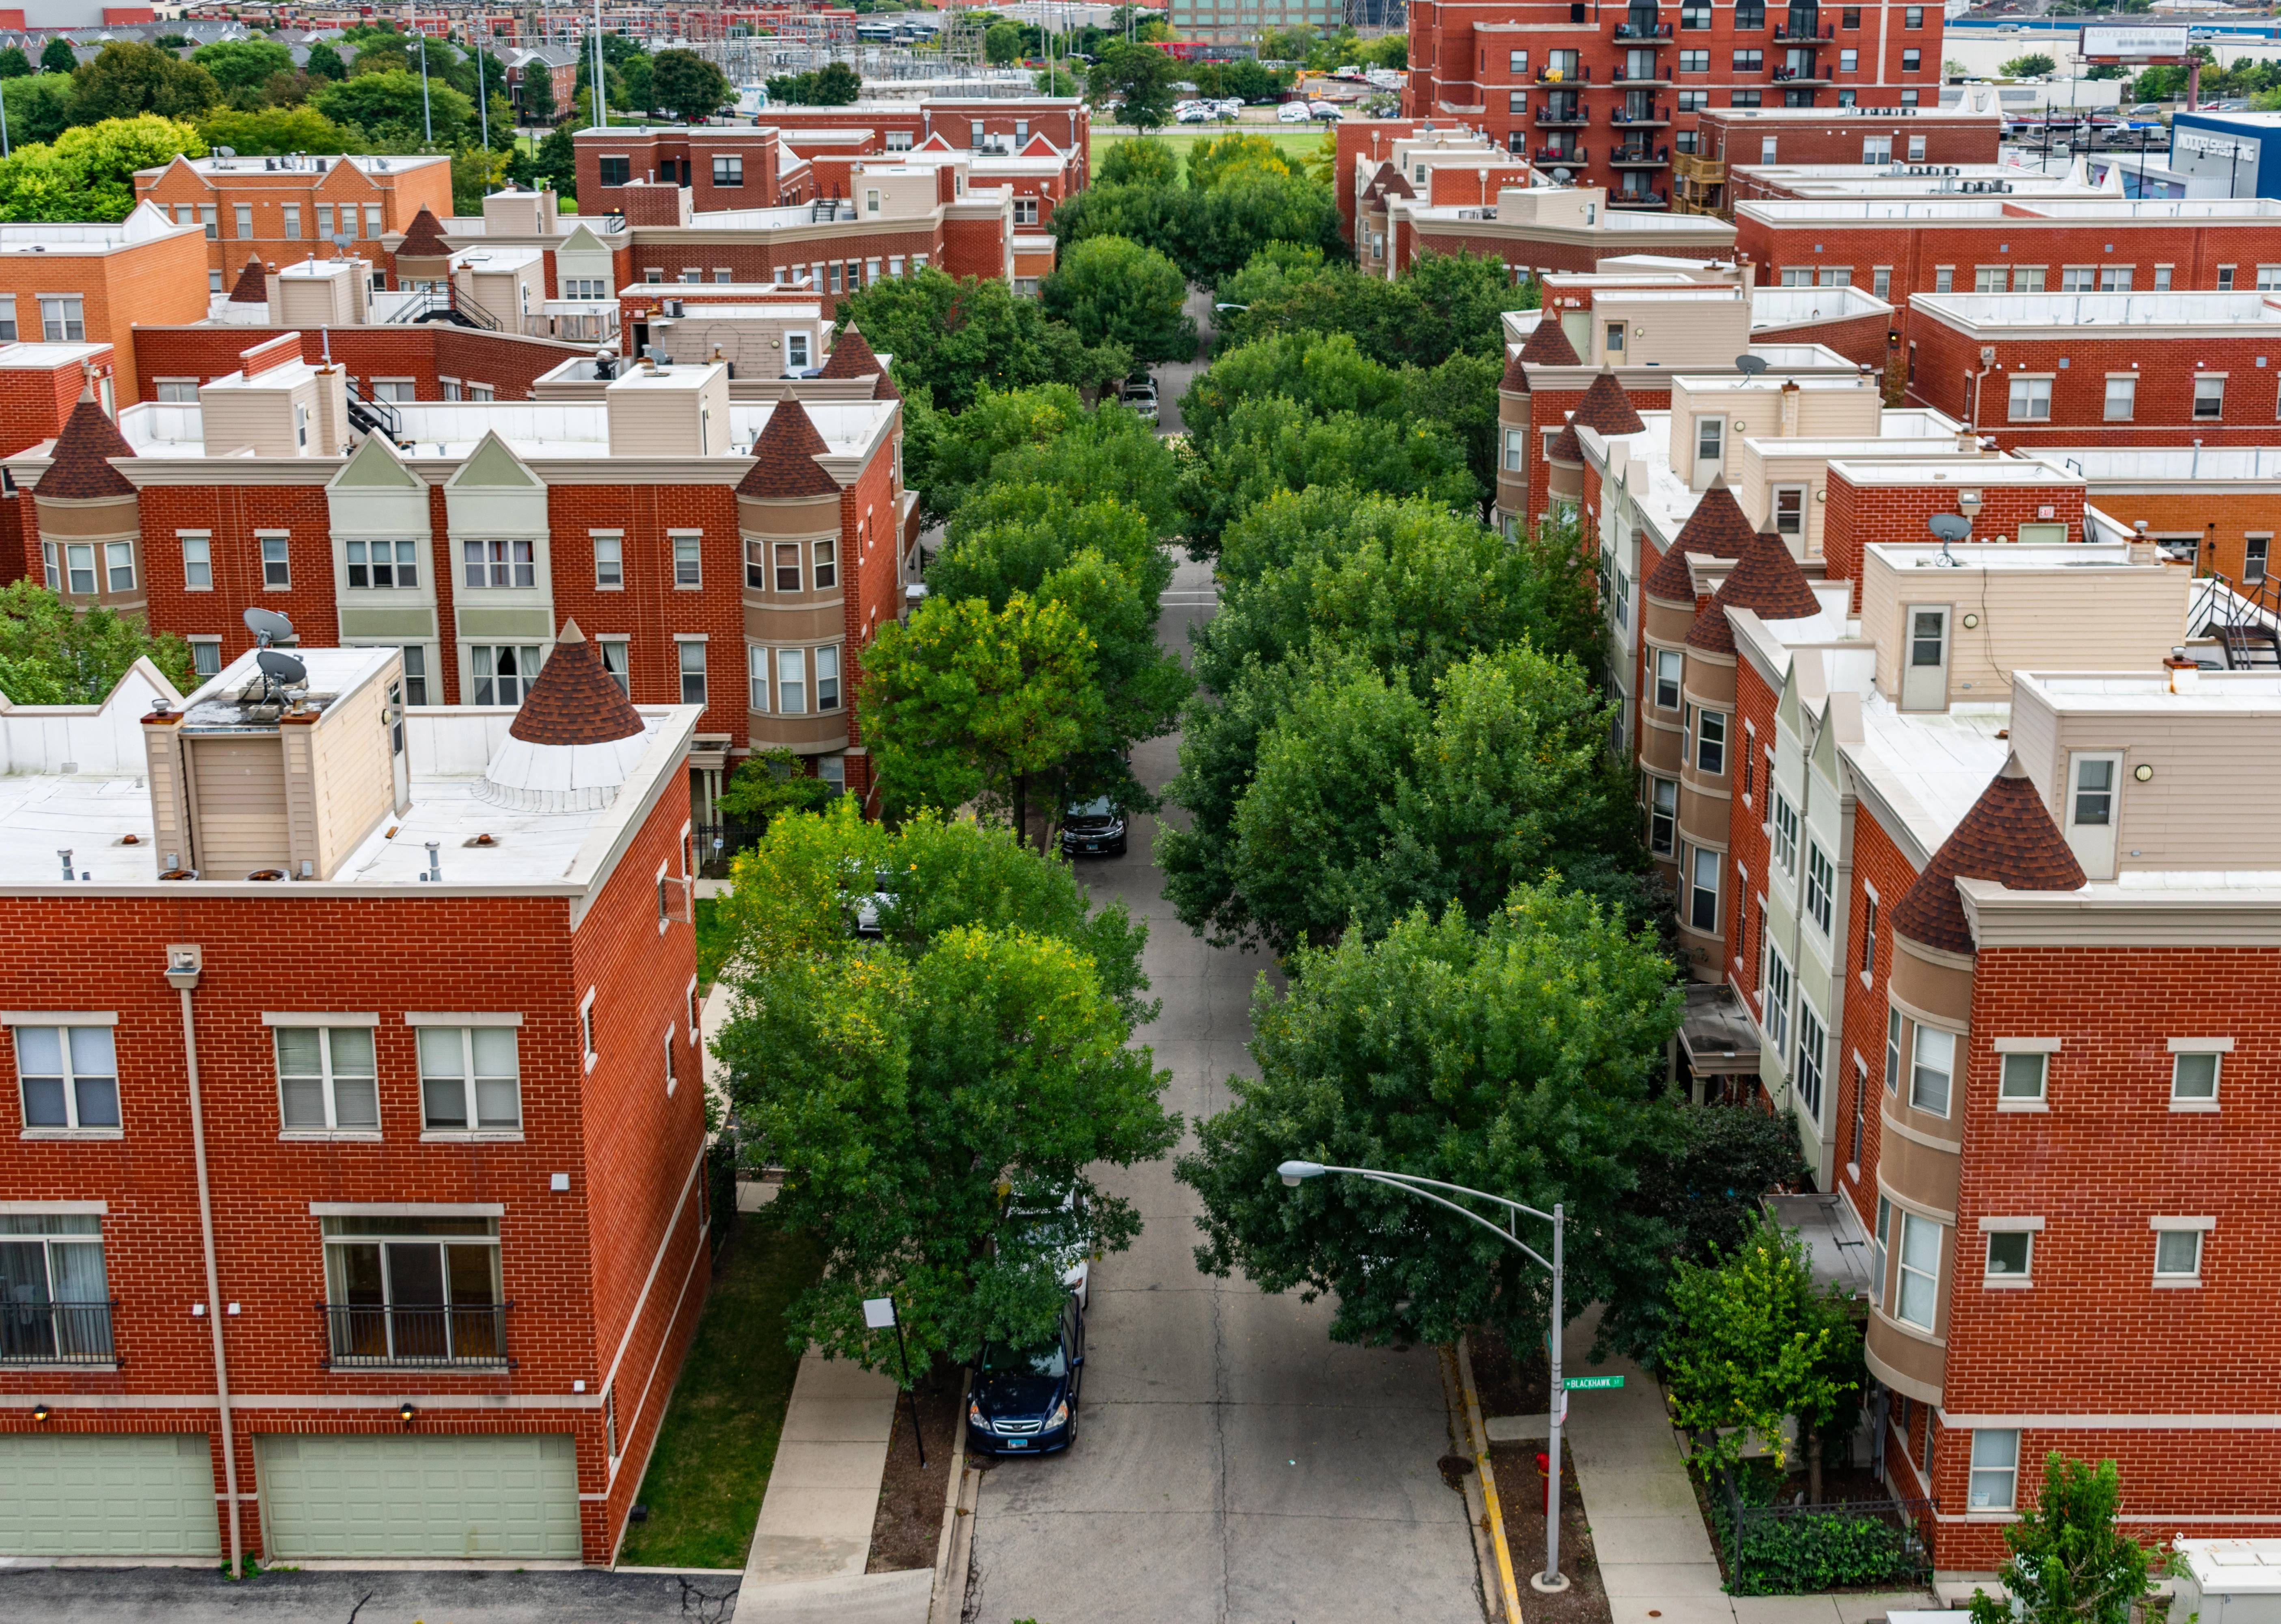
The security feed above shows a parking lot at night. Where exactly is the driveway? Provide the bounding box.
[961,555,1482,1624]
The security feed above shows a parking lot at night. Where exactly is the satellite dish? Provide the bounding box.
[1552,166,1573,181]
[244,606,297,646]
[1735,354,1769,377]
[330,232,354,251]
[1927,514,1973,542]
[256,648,307,687]
[214,145,236,158]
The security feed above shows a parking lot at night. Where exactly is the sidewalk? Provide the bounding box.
[1553,1309,1934,1624]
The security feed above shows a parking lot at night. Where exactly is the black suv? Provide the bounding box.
[966,1294,1085,1457]
[1059,795,1127,858]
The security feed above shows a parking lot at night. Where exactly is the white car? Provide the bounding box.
[1007,1187,1093,1309]
[1278,99,1311,123]
[1177,104,1211,123]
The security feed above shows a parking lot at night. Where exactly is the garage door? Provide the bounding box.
[256,1433,580,1560]
[0,1433,219,1557]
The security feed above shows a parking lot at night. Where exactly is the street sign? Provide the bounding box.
[1562,1375,1625,1390]
[862,1296,897,1330]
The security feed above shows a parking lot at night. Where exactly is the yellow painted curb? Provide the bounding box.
[1457,1335,1526,1624]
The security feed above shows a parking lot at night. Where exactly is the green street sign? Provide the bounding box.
[1562,1375,1625,1390]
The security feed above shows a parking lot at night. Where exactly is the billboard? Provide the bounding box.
[2078,24,2193,62]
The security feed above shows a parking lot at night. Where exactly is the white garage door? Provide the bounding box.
[256,1433,580,1560]
[0,1433,219,1557]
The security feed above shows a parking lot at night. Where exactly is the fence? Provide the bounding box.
[1717,1470,1935,1596]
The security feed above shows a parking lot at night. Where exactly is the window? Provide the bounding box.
[1872,266,1891,299]
[345,539,418,589]
[0,1212,111,1360]
[470,644,541,705]
[2154,1222,2205,1282]
[786,330,810,370]
[1682,0,1709,25]
[372,379,415,404]
[1773,485,1805,538]
[812,537,837,590]
[156,379,199,404]
[1911,1024,1955,1117]
[190,638,221,678]
[1933,266,1953,294]
[274,1024,379,1133]
[1895,1211,1940,1329]
[1735,0,1764,25]
[365,203,382,240]
[2104,376,2136,422]
[281,204,301,240]
[315,204,335,240]
[1806,842,1833,935]
[864,188,881,216]
[594,535,623,589]
[1969,1430,2020,1510]
[828,263,842,294]
[1974,266,2007,293]
[1680,49,1709,71]
[1796,1001,1825,1118]
[1696,708,1726,775]
[100,541,134,594]
[397,645,428,707]
[1693,414,1725,474]
[2099,266,2132,292]
[713,154,743,186]
[1873,1196,1890,1300]
[1678,90,1709,112]
[1649,777,1676,855]
[2219,265,2237,291]
[747,644,768,712]
[1904,6,1922,24]
[598,639,628,695]
[815,645,840,710]
[2249,537,2269,581]
[416,1025,521,1132]
[672,536,702,589]
[1773,792,1799,875]
[1781,267,1813,288]
[462,538,536,590]
[663,1026,678,1095]
[1840,49,1859,73]
[12,1024,119,1131]
[1860,891,1877,976]
[2014,266,2045,293]
[886,130,912,152]
[2258,265,2281,292]
[1735,48,1764,71]
[2172,1047,2221,1105]
[2195,375,2225,419]
[1731,91,1762,108]
[773,542,801,592]
[564,277,607,301]
[776,647,807,713]
[1841,4,1859,20]
[1654,648,1683,710]
[678,640,707,706]
[1900,48,1919,70]
[2008,377,2051,422]
[1885,1006,1903,1094]
[1509,48,1529,71]
[63,543,94,595]
[234,202,253,239]
[38,295,83,342]
[2000,1051,2048,1104]
[1605,322,1624,358]
[1503,428,1526,473]
[322,1214,502,1365]
[1687,845,1721,934]
[260,535,291,590]
[599,156,630,186]
[1014,196,1040,226]
[1984,1230,2033,1282]
[1763,943,1792,1063]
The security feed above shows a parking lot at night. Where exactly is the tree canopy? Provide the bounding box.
[1040,233,1196,364]
[0,581,193,703]
[190,38,295,97]
[0,114,207,222]
[312,69,474,146]
[1966,1456,2156,1624]
[835,266,1128,412]
[1086,39,1177,131]
[650,48,729,121]
[70,42,218,123]
[196,104,360,157]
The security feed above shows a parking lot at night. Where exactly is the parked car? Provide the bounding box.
[1119,378,1158,424]
[1006,1185,1092,1308]
[1061,793,1128,857]
[1309,101,1344,121]
[1278,99,1311,123]
[846,862,896,937]
[2129,102,2163,116]
[1177,102,1211,123]
[966,1294,1085,1456]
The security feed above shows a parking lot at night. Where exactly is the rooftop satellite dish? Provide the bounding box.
[330,232,354,251]
[214,145,237,158]
[1735,354,1769,377]
[244,606,296,646]
[1552,166,1574,181]
[1927,511,1972,566]
[256,648,307,687]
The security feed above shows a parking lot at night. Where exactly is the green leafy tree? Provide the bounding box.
[715,803,1175,1375]
[534,119,576,197]
[38,38,75,78]
[617,51,654,112]
[0,48,32,81]
[1044,177,1196,274]
[313,69,473,146]
[1031,64,1080,95]
[1185,166,1342,284]
[305,42,347,82]
[804,58,862,105]
[649,47,727,120]
[0,581,194,702]
[0,75,76,146]
[518,55,557,124]
[2001,52,2058,78]
[350,38,411,77]
[0,114,207,222]
[1966,1456,2156,1624]
[1186,129,1296,189]
[985,22,1024,64]
[69,41,220,123]
[451,142,506,212]
[836,266,1128,411]
[1179,885,1683,1352]
[907,382,1090,522]
[860,590,1104,843]
[1220,57,1287,102]
[1664,1212,1858,1499]
[191,38,295,97]
[1088,38,1177,131]
[1097,134,1178,188]
[1041,233,1195,363]
[197,104,360,156]
[715,747,837,827]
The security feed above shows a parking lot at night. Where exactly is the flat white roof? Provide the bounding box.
[1835,459,2087,487]
[1866,542,2137,570]
[1914,290,2281,330]
[1740,196,2281,222]
[1849,691,2014,853]
[2017,669,2281,711]
[0,340,106,369]
[2028,446,2281,482]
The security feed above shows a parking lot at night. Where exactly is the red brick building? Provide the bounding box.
[0,207,211,408]
[133,153,456,291]
[1682,103,2001,212]
[0,638,710,1565]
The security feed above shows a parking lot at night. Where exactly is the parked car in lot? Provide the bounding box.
[1309,101,1344,121]
[1061,794,1129,857]
[1278,99,1311,123]
[966,1293,1085,1456]
[1119,377,1158,423]
[1006,1185,1092,1308]
[2130,103,2163,116]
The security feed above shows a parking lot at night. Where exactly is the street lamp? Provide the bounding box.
[1277,1159,1570,1594]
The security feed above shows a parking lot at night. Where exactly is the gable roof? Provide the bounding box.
[739,398,840,499]
[36,397,135,501]
[395,207,450,258]
[1361,160,1415,205]
[450,431,538,488]
[507,620,646,747]
[1020,132,1061,158]
[227,253,268,304]
[1519,315,1582,367]
[1644,478,1755,603]
[1547,369,1645,464]
[1888,754,2086,955]
[1715,527,1823,623]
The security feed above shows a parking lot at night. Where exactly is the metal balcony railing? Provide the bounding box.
[1534,145,1588,164]
[1611,104,1672,124]
[1614,19,1674,37]
[1613,65,1672,82]
[320,1302,513,1369]
[1612,146,1672,166]
[1536,64,1591,81]
[0,1300,116,1365]
[1773,23,1836,40]
[1536,104,1591,125]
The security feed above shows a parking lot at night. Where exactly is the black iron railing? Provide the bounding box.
[0,1299,116,1364]
[320,1303,512,1369]
[1717,1470,1935,1596]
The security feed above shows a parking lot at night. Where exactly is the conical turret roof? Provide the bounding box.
[395,207,451,258]
[1716,527,1824,622]
[1519,315,1581,367]
[228,254,268,304]
[738,398,840,498]
[1888,754,2086,955]
[475,622,655,814]
[36,397,135,500]
[1547,369,1645,464]
[1644,478,1754,603]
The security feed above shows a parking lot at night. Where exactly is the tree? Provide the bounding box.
[1031,64,1079,95]
[1966,1457,2156,1624]
[1041,233,1195,364]
[0,581,194,703]
[1097,134,1178,188]
[1220,57,1286,102]
[906,381,1089,523]
[1186,130,1296,189]
[305,42,347,82]
[860,590,1104,842]
[533,119,576,197]
[715,747,838,827]
[1211,244,1510,369]
[1663,1212,1858,1501]
[451,142,506,212]
[1185,166,1343,283]
[0,114,207,222]
[518,55,557,124]
[1178,885,1683,1353]
[1044,177,1196,274]
[197,105,360,157]
[191,38,294,98]
[1088,39,1176,131]
[0,75,76,146]
[985,22,1024,65]
[835,266,1129,412]
[38,38,75,78]
[313,69,473,145]
[2002,52,2058,78]
[0,48,31,81]
[648,48,728,122]
[714,804,1175,1376]
[69,41,220,123]
[617,50,653,112]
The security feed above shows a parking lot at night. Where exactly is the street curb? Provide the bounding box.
[927,1369,975,1624]
[1457,1335,1527,1624]
[1441,1344,1506,1624]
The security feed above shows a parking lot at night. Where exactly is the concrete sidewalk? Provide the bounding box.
[742,1352,899,1585]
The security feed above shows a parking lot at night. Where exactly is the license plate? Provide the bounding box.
[1004,1438,1028,1448]
[1084,844,1100,852]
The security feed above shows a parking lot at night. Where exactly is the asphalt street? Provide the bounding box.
[960,551,1482,1624]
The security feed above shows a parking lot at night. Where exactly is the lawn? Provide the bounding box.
[695,894,735,989]
[1092,125,1327,180]
[617,1224,825,1570]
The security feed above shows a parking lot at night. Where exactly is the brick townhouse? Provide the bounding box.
[0,636,711,1564]
[2015,445,2281,588]
[134,153,455,292]
[1402,0,1949,205]
[0,207,210,408]
[8,335,913,807]
[1680,103,2001,213]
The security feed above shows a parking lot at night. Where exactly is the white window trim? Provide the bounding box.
[309,1201,505,1218]
[262,1011,380,1028]
[656,857,673,937]
[2169,1044,2223,1112]
[0,1010,118,1026]
[2150,1216,2211,1287]
[2167,1036,2234,1051]
[403,1011,524,1026]
[664,1022,678,1096]
[581,986,598,1074]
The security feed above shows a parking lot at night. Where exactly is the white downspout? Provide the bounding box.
[169,946,242,1581]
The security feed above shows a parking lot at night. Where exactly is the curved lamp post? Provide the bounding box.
[1278,1159,1569,1594]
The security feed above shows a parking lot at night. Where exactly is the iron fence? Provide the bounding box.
[1719,1470,1934,1596]
[0,1299,116,1364]
[320,1302,512,1369]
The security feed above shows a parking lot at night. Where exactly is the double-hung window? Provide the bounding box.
[1695,708,1726,774]
[1910,1024,1955,1116]
[345,540,418,589]
[1654,649,1683,710]
[1763,942,1792,1064]
[678,640,707,706]
[1895,1211,1941,1329]
[1805,841,1834,935]
[415,1023,522,1133]
[2104,376,2136,421]
[470,645,541,705]
[0,1213,112,1362]
[595,535,624,589]
[2195,375,2226,419]
[322,1214,503,1366]
[776,648,808,713]
[813,538,838,590]
[2008,376,2052,422]
[1772,792,1799,875]
[1795,999,1825,1118]
[1968,1430,2020,1510]
[814,646,840,710]
[773,542,802,592]
[1884,1006,1903,1094]
[1687,846,1721,934]
[38,296,84,342]
[463,538,536,589]
[181,535,215,592]
[261,535,292,589]
[1649,777,1676,855]
[673,536,702,588]
[713,154,743,186]
[598,639,628,695]
[274,1023,379,1133]
[12,1022,119,1131]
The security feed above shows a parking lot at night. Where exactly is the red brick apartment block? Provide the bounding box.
[0,639,710,1565]
[134,153,454,289]
[1402,0,1950,207]
[135,322,592,408]
[2023,445,2281,588]
[1693,105,1999,217]
[7,348,913,800]
[1903,290,2281,451]
[1821,460,2085,603]
[0,207,211,406]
